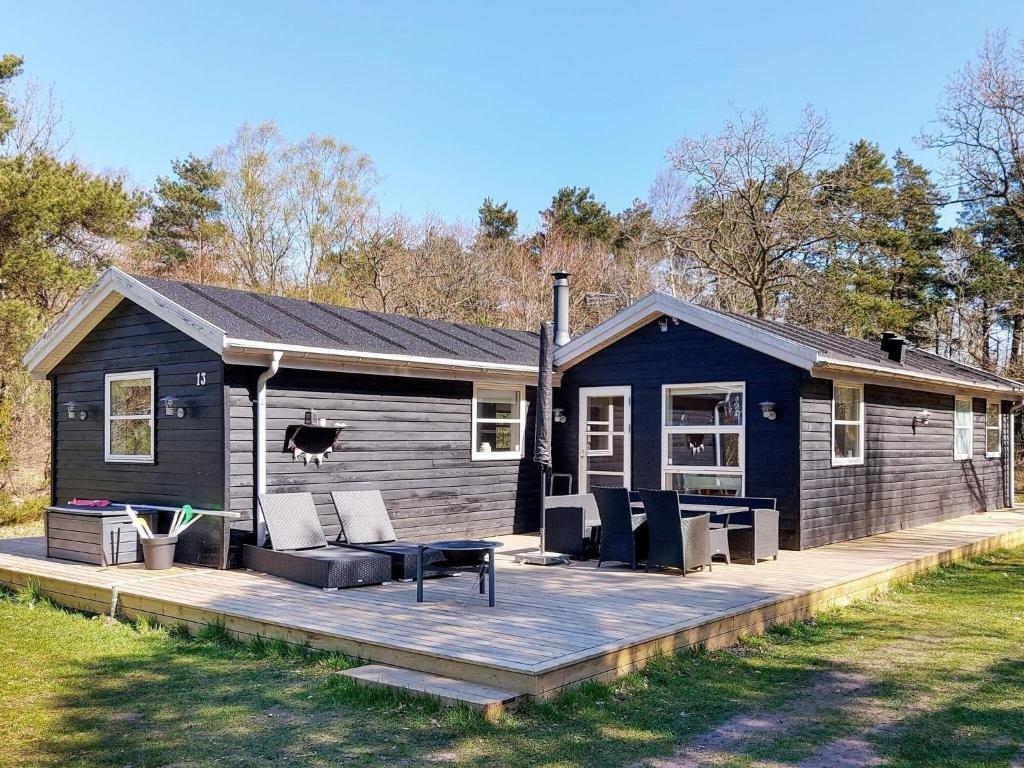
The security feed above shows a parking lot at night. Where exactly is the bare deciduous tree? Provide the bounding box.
[662,108,840,318]
[286,134,377,300]
[213,122,296,292]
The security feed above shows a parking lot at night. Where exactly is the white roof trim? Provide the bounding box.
[223,338,539,378]
[553,292,820,371]
[22,267,227,379]
[23,268,541,381]
[813,359,1023,397]
[553,291,1024,397]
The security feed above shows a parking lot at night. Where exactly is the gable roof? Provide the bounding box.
[23,268,541,381]
[554,292,1024,396]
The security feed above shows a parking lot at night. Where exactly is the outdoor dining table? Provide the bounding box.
[630,502,753,530]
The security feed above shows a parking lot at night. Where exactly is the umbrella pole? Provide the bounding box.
[539,467,548,553]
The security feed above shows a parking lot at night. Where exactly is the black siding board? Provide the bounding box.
[553,319,803,548]
[226,366,540,541]
[798,379,1009,548]
[50,299,226,510]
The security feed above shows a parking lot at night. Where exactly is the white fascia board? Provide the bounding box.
[222,338,540,381]
[22,267,226,379]
[814,358,1024,398]
[553,292,820,371]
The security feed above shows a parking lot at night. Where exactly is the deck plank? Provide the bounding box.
[3,509,1023,696]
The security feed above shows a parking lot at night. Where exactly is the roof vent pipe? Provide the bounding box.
[880,332,908,364]
[552,271,571,347]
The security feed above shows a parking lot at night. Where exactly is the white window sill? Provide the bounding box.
[472,451,523,461]
[985,452,1001,459]
[105,457,155,464]
[831,457,864,467]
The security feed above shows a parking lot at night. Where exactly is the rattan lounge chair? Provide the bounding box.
[678,494,780,564]
[330,490,445,581]
[639,489,712,575]
[242,492,391,589]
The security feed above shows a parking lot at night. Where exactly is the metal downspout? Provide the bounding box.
[254,351,283,545]
[1011,401,1024,509]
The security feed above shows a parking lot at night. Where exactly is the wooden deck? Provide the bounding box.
[2,509,1023,699]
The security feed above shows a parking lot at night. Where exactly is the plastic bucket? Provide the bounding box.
[141,534,179,570]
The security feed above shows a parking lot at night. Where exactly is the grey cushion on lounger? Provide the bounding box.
[258,492,328,551]
[331,490,397,544]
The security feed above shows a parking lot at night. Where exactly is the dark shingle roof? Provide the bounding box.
[135,275,541,366]
[705,306,1020,390]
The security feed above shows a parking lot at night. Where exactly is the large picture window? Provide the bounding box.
[954,395,973,460]
[471,383,525,461]
[662,383,744,496]
[986,400,1001,458]
[104,370,154,463]
[831,382,864,466]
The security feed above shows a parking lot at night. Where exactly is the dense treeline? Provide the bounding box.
[1,34,1023,495]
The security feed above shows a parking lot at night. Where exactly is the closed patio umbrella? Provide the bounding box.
[518,321,568,565]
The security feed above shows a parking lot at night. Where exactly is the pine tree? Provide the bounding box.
[477,198,518,241]
[148,154,224,280]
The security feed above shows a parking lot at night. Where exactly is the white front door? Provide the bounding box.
[578,386,631,492]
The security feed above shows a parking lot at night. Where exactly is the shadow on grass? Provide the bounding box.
[11,546,1024,768]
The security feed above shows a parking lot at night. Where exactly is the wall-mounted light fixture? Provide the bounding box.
[552,407,567,424]
[658,316,669,333]
[64,401,88,420]
[759,401,777,421]
[913,409,931,427]
[159,395,187,418]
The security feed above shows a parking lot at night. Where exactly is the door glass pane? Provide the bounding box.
[587,396,613,425]
[588,435,624,473]
[665,472,741,496]
[834,424,861,459]
[109,419,151,457]
[586,433,610,455]
[834,386,861,421]
[666,390,743,426]
[587,473,625,489]
[110,377,151,416]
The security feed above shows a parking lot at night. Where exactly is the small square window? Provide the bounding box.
[472,384,525,460]
[831,383,864,466]
[105,371,154,463]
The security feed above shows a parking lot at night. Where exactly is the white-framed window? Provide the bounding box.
[471,383,526,461]
[985,400,1002,458]
[954,395,973,460]
[104,370,155,463]
[661,382,744,496]
[831,382,864,466]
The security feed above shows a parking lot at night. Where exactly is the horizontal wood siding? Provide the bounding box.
[51,300,225,509]
[553,319,803,548]
[799,379,1010,548]
[225,366,258,529]
[234,367,540,540]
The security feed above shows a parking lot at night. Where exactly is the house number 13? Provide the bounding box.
[196,372,207,386]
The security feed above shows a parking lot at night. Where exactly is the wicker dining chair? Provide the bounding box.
[639,488,712,575]
[592,486,644,569]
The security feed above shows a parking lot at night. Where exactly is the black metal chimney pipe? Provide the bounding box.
[552,271,570,347]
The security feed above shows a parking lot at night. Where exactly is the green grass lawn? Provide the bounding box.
[2,544,1024,767]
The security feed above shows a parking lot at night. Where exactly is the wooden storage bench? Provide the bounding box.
[44,506,159,566]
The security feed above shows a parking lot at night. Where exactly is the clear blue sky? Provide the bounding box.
[5,1,1024,230]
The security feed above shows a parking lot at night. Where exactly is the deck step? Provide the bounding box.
[340,664,522,720]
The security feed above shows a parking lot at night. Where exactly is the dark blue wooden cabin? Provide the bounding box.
[551,293,1023,549]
